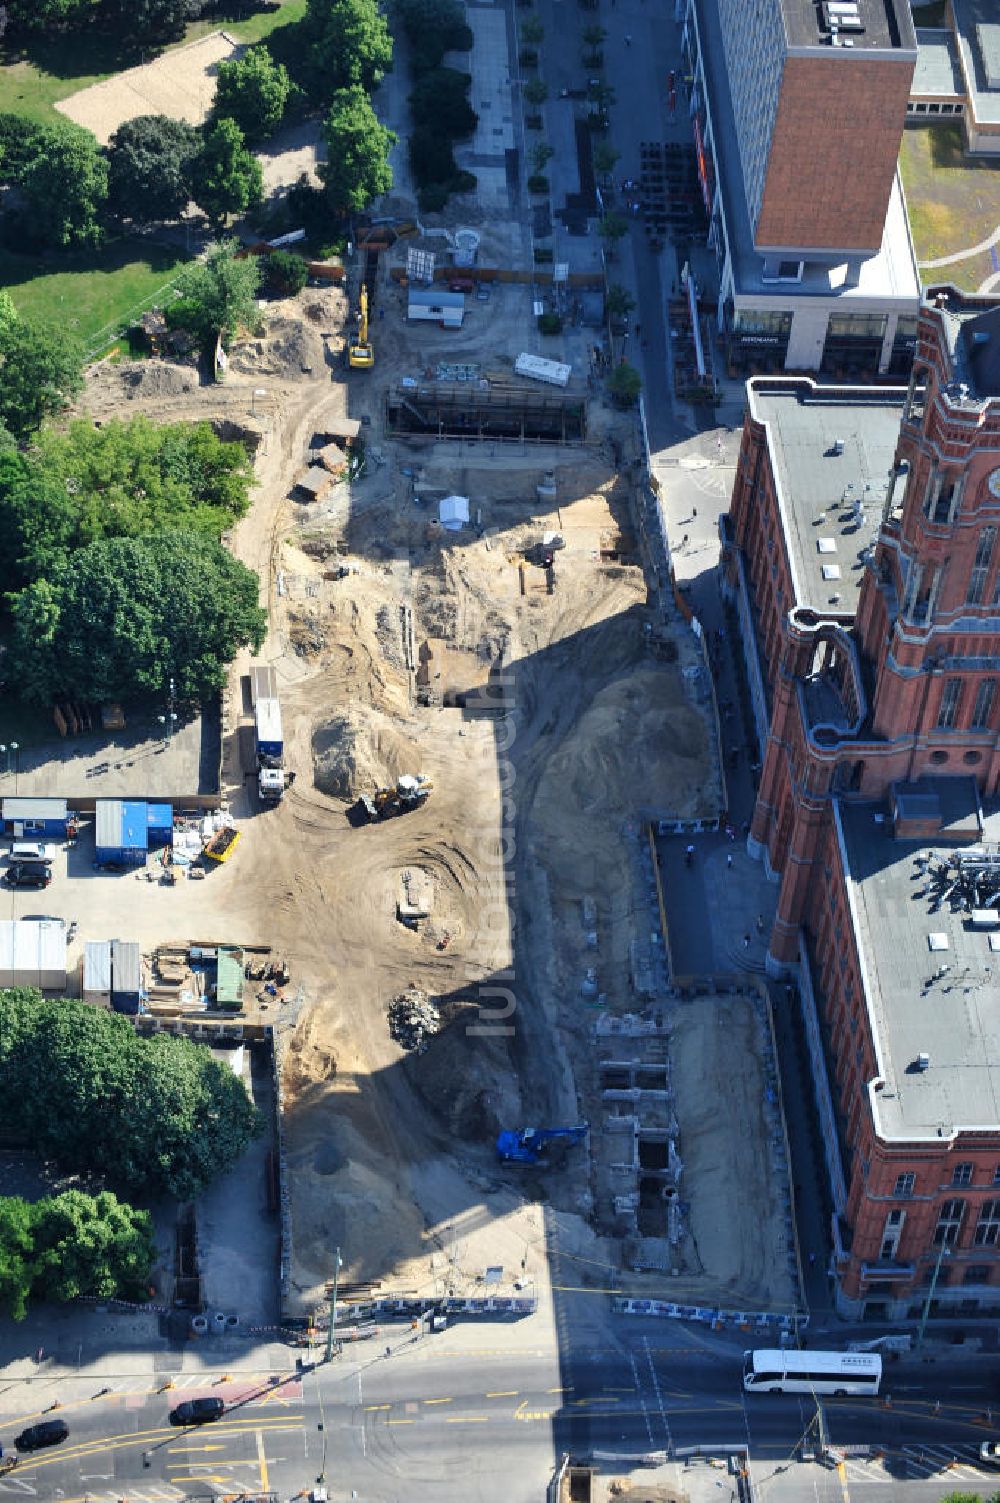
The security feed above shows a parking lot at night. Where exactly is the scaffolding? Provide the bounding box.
[385,380,588,444]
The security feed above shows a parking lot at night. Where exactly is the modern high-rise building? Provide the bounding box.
[723,288,1000,1319]
[680,0,922,375]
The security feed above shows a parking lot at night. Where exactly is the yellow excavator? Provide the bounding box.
[348,285,375,369]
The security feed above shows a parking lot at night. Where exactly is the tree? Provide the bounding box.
[0,114,50,185]
[265,249,310,297]
[192,118,262,229]
[395,0,472,73]
[99,0,186,49]
[606,283,634,318]
[19,122,108,249]
[0,317,83,440]
[581,22,606,48]
[523,77,548,110]
[213,46,291,145]
[0,992,263,1199]
[531,140,554,174]
[593,140,620,185]
[0,1197,35,1322]
[10,531,267,705]
[408,69,478,139]
[598,211,628,256]
[0,415,256,587]
[319,87,395,214]
[302,0,393,96]
[108,115,200,223]
[0,289,18,335]
[608,359,641,407]
[170,240,263,346]
[3,0,95,32]
[520,14,544,44]
[29,1192,155,1305]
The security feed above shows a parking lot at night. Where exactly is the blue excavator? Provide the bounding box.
[496,1124,589,1166]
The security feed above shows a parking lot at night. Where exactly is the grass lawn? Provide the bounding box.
[0,239,190,353]
[899,122,1000,293]
[0,0,307,124]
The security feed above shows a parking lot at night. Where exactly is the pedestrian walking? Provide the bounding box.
[624,32,632,44]
[682,533,689,546]
[808,1251,817,1268]
[385,1345,392,1358]
[743,933,751,949]
[692,507,697,517]
[726,854,733,869]
[755,914,764,932]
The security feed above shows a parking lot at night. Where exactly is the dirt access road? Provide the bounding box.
[77,281,792,1322]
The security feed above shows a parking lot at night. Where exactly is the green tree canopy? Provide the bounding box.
[0,317,83,441]
[265,249,310,297]
[10,531,267,705]
[0,416,255,590]
[99,0,186,48]
[408,68,477,138]
[608,359,642,407]
[395,0,473,72]
[302,0,393,96]
[0,1196,36,1322]
[192,117,262,229]
[29,1191,155,1306]
[108,114,200,223]
[213,46,291,145]
[19,121,108,249]
[0,114,50,185]
[169,239,263,346]
[319,86,395,214]
[0,992,263,1199]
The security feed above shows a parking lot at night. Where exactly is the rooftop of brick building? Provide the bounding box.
[838,786,1000,1141]
[748,380,906,615]
[781,0,915,54]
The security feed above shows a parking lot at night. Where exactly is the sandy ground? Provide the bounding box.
[55,31,242,145]
[69,271,790,1321]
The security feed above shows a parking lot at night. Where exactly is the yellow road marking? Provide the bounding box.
[173,1444,227,1453]
[256,1429,269,1493]
[546,1387,573,1395]
[444,1416,489,1423]
[365,1404,392,1411]
[387,1419,415,1426]
[423,1397,453,1405]
[572,1397,618,1407]
[487,1391,518,1398]
[604,1387,635,1394]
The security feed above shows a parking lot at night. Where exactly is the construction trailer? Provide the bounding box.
[147,804,174,847]
[0,919,67,992]
[111,939,142,1015]
[1,798,69,839]
[83,940,112,1006]
[407,288,465,328]
[95,800,149,867]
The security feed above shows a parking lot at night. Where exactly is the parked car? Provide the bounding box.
[6,842,56,864]
[170,1397,225,1426]
[15,1419,69,1451]
[5,862,52,889]
[981,1440,1000,1465]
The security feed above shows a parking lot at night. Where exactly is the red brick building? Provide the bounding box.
[723,288,1000,1320]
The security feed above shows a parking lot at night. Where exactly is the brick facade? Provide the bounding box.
[725,290,1000,1318]
[755,56,915,253]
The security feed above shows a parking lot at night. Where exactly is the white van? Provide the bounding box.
[8,842,56,864]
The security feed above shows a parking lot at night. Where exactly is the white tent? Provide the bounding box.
[439,495,470,531]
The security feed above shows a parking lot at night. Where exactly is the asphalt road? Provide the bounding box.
[2,1322,999,1503]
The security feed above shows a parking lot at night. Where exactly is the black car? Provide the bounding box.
[5,862,52,890]
[15,1419,69,1451]
[170,1397,225,1426]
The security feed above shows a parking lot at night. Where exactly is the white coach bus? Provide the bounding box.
[742,1348,882,1396]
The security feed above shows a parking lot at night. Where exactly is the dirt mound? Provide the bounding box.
[312,708,418,798]
[404,1001,521,1140]
[229,317,326,379]
[119,361,197,399]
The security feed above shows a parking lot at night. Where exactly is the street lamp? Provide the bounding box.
[325,1247,343,1362]
[9,742,17,789]
[916,1239,951,1351]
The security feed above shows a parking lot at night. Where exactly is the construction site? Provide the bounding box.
[71,237,800,1327]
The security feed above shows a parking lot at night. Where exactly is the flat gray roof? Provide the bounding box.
[913,28,964,96]
[693,0,921,303]
[954,0,1000,124]
[782,0,916,53]
[838,794,1000,1140]
[748,381,906,613]
[8,712,220,805]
